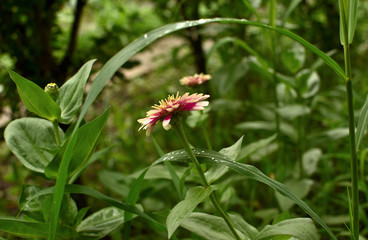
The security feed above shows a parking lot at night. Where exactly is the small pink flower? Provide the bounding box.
[138,92,210,136]
[180,73,211,86]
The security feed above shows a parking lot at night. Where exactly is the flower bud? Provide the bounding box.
[44,83,59,101]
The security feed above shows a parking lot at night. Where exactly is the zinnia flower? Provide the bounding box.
[180,73,211,86]
[138,92,210,136]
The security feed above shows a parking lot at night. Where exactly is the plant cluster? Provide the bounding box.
[1,1,368,240]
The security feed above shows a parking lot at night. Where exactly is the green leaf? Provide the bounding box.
[206,37,268,69]
[212,59,248,96]
[356,94,368,150]
[348,0,359,44]
[229,213,259,239]
[255,218,318,240]
[302,148,322,176]
[276,104,311,121]
[339,0,349,45]
[205,136,243,183]
[153,149,336,240]
[8,69,61,121]
[281,44,305,74]
[167,186,214,238]
[238,134,277,161]
[0,218,78,239]
[23,184,166,232]
[4,118,64,173]
[180,212,246,240]
[45,108,110,179]
[275,179,314,211]
[298,71,320,99]
[77,207,127,239]
[58,60,96,124]
[236,121,297,142]
[18,185,47,222]
[124,168,148,239]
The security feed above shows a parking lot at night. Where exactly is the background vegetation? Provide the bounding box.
[1,0,368,239]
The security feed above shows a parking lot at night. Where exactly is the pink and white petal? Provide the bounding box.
[162,115,172,130]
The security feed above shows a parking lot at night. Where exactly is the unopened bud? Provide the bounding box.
[44,83,59,101]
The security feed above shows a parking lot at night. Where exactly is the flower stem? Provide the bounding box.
[52,121,62,146]
[173,121,241,240]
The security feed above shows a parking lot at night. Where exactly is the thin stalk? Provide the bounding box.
[269,0,283,164]
[173,121,241,240]
[340,3,359,236]
[346,75,359,240]
[52,121,62,146]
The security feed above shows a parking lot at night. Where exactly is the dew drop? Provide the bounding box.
[144,34,148,39]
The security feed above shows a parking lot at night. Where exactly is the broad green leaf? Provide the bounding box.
[18,185,47,222]
[212,59,248,96]
[355,94,368,150]
[153,149,336,240]
[51,17,346,240]
[22,184,166,232]
[238,134,277,161]
[41,195,78,227]
[302,148,322,176]
[77,207,127,239]
[98,170,131,198]
[167,186,214,238]
[276,104,311,121]
[4,118,64,173]
[58,60,96,124]
[45,108,110,179]
[229,213,259,239]
[320,128,349,140]
[180,212,246,240]
[186,108,209,128]
[8,69,61,121]
[281,44,305,74]
[205,136,244,183]
[275,179,314,211]
[255,218,318,240]
[0,218,78,239]
[236,121,297,142]
[298,71,320,99]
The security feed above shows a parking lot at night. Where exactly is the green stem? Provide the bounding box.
[342,23,359,240]
[52,121,62,146]
[173,121,241,240]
